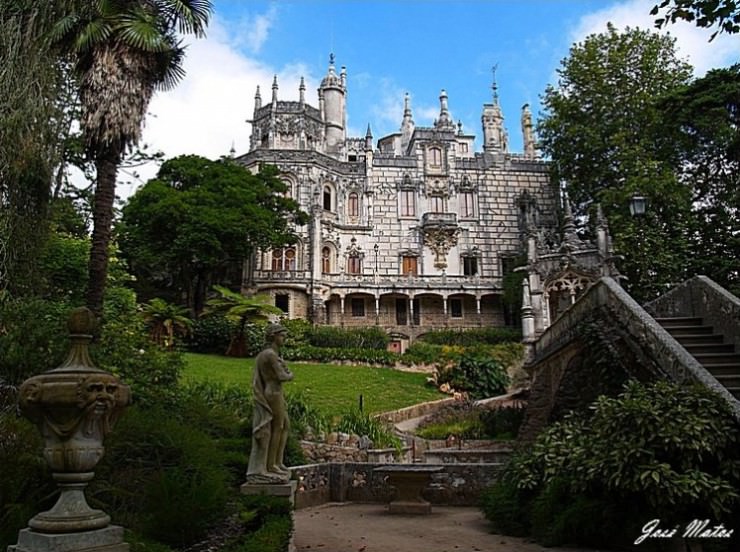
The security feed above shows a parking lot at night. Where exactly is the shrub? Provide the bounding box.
[400,342,445,365]
[419,327,521,346]
[0,414,54,549]
[281,318,313,348]
[188,314,238,354]
[337,409,402,450]
[92,404,231,548]
[484,380,740,548]
[225,495,293,552]
[438,353,509,400]
[307,326,389,350]
[479,406,525,440]
[282,345,397,366]
[479,478,531,537]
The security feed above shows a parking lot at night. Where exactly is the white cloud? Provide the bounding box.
[118,17,317,200]
[571,0,739,76]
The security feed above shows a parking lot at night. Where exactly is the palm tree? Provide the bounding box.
[205,285,283,357]
[141,298,193,349]
[51,0,212,317]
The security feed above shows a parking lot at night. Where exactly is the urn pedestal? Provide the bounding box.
[8,308,131,552]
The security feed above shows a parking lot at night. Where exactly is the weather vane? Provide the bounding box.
[491,64,499,104]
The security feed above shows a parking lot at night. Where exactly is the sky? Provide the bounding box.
[113,0,740,198]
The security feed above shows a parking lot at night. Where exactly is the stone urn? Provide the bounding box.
[17,307,131,534]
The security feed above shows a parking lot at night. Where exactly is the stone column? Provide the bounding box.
[340,296,346,327]
[9,308,131,552]
[409,295,415,327]
[443,296,448,327]
[475,295,482,327]
[374,295,380,325]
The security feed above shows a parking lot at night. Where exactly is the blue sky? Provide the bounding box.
[117,0,739,196]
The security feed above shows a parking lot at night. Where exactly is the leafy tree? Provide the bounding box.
[119,155,308,315]
[538,25,693,301]
[205,285,282,357]
[652,0,740,39]
[50,0,212,316]
[0,1,73,295]
[141,298,193,349]
[658,65,740,295]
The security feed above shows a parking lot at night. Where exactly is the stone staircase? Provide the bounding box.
[655,316,740,399]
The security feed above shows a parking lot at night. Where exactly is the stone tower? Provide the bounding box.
[319,53,347,155]
[481,68,508,153]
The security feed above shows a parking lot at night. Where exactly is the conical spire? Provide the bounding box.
[254,85,261,110]
[435,89,454,130]
[271,75,278,103]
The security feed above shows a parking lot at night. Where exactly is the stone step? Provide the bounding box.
[713,374,740,388]
[725,387,740,399]
[705,364,740,376]
[664,325,714,336]
[673,334,726,345]
[683,343,734,354]
[655,317,704,327]
[694,353,740,365]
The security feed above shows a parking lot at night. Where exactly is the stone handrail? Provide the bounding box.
[644,275,740,352]
[533,276,740,419]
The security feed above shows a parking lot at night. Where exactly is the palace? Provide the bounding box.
[236,56,610,349]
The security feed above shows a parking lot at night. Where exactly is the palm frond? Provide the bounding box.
[74,19,112,52]
[117,14,171,52]
[162,0,212,37]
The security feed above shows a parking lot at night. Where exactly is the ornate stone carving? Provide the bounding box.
[17,307,131,534]
[422,225,460,269]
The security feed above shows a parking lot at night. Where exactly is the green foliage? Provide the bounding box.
[119,157,308,314]
[658,64,740,296]
[93,404,230,548]
[336,409,402,449]
[438,353,509,400]
[418,327,521,346]
[225,495,293,552]
[0,414,54,549]
[652,0,740,39]
[282,344,397,366]
[538,24,693,302]
[480,478,532,537]
[140,297,193,349]
[416,415,486,440]
[286,390,331,437]
[0,296,69,390]
[487,380,740,547]
[280,318,313,348]
[39,232,89,302]
[188,314,239,354]
[479,406,526,441]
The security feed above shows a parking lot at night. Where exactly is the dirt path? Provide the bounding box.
[294,503,603,552]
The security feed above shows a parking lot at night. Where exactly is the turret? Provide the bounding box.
[299,76,305,107]
[319,53,347,154]
[434,89,455,131]
[521,103,536,158]
[254,85,262,111]
[400,92,415,151]
[271,75,278,107]
[481,66,508,153]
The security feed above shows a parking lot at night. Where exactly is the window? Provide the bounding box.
[400,190,415,217]
[351,298,365,317]
[463,257,478,276]
[323,186,332,211]
[347,193,359,218]
[412,298,420,325]
[271,248,297,271]
[460,191,475,218]
[275,294,289,313]
[430,195,445,213]
[460,143,469,153]
[347,256,362,274]
[429,147,442,166]
[321,246,331,273]
[401,256,418,276]
[450,298,463,318]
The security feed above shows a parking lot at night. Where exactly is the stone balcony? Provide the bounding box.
[420,212,458,228]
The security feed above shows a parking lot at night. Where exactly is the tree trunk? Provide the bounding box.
[86,152,119,317]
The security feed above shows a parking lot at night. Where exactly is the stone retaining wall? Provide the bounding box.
[373,397,459,424]
[289,462,502,509]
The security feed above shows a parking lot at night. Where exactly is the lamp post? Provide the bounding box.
[373,243,379,274]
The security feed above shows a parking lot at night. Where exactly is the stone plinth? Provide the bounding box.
[241,481,297,552]
[8,525,129,552]
[373,465,443,515]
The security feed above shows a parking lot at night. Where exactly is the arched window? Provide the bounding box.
[347,193,359,218]
[271,247,297,271]
[460,191,475,218]
[321,246,331,273]
[347,256,362,275]
[429,147,442,166]
[323,186,333,211]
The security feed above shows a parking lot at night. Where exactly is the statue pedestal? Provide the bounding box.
[8,525,129,552]
[241,480,297,552]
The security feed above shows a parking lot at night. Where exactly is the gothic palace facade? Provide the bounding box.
[237,56,560,346]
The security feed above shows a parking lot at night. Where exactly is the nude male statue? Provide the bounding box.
[246,323,294,483]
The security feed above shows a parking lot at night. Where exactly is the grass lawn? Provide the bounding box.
[182,352,444,416]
